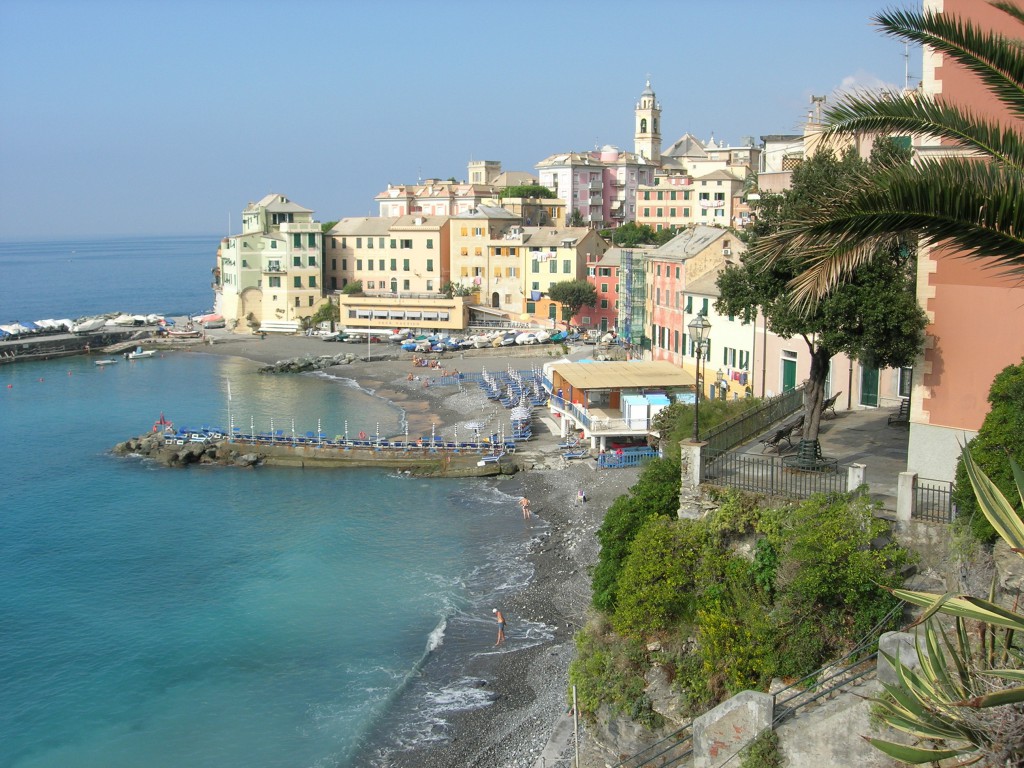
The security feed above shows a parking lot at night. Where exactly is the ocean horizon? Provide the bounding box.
[0,236,544,767]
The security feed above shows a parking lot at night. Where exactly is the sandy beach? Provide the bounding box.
[197,331,639,767]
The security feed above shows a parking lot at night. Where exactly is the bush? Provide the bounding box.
[591,457,680,612]
[650,397,762,451]
[568,622,650,720]
[739,729,783,768]
[953,357,1024,542]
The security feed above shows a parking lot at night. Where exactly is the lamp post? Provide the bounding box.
[687,313,712,442]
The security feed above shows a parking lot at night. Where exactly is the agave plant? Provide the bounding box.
[870,452,1024,764]
[753,1,1024,309]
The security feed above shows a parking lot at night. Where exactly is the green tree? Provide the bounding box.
[320,221,338,233]
[606,221,657,247]
[440,281,472,298]
[547,280,597,321]
[341,280,363,295]
[953,357,1024,541]
[311,301,340,331]
[591,457,681,612]
[752,3,1024,307]
[498,184,557,199]
[568,208,585,227]
[716,145,928,453]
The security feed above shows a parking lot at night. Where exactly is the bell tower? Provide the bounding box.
[634,79,661,164]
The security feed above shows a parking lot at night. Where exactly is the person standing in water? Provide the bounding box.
[492,608,506,646]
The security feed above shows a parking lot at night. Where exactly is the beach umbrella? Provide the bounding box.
[250,416,255,440]
[270,418,275,443]
[431,423,435,447]
[344,420,349,442]
[317,419,322,446]
[291,419,296,445]
[453,425,458,449]
[375,422,380,444]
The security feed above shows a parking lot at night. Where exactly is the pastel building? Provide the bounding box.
[214,194,324,333]
[905,0,1024,481]
[579,248,622,335]
[449,205,524,310]
[535,146,657,229]
[520,227,609,324]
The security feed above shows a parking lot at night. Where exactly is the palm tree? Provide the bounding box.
[754,1,1024,308]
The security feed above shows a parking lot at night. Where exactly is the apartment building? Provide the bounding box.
[449,205,523,311]
[214,194,324,332]
[579,248,622,335]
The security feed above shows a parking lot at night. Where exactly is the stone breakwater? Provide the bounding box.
[113,432,518,477]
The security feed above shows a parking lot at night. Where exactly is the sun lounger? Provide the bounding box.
[562,448,589,460]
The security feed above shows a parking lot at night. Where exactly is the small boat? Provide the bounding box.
[72,317,106,334]
[126,347,157,360]
[94,359,118,366]
[166,328,203,339]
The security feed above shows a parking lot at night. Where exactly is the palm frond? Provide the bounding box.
[874,6,1024,120]
[822,92,1024,173]
[753,160,1024,307]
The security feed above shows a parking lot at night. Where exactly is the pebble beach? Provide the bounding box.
[200,332,642,767]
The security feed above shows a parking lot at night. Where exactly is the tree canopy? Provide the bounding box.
[499,184,557,199]
[752,2,1024,307]
[547,280,598,319]
[601,222,679,248]
[716,144,928,446]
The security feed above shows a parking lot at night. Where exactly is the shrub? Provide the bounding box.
[739,729,783,768]
[953,357,1024,542]
[568,623,650,720]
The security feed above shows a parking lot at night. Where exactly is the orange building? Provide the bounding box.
[907,0,1024,480]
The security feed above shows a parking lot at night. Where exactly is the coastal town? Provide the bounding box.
[4,1,1024,767]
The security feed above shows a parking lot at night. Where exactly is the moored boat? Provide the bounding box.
[94,359,118,366]
[126,347,157,360]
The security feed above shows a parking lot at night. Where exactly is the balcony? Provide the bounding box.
[587,180,602,191]
[698,199,726,209]
[263,263,285,274]
[610,178,624,186]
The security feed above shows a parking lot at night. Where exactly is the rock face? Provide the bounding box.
[114,434,263,468]
[257,352,395,373]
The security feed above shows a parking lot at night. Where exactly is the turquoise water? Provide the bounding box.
[0,352,544,767]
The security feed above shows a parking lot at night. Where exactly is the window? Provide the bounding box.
[549,259,557,274]
[643,191,650,200]
[378,259,384,271]
[656,208,663,217]
[426,280,433,291]
[656,265,661,277]
[600,299,608,308]
[271,241,277,249]
[526,301,536,313]
[426,259,434,272]
[390,239,397,249]
[532,261,539,274]
[367,238,374,249]
[367,281,375,289]
[403,279,410,290]
[657,191,663,200]
[670,191,677,200]
[293,276,302,288]
[702,298,709,315]
[563,259,571,273]
[295,297,300,307]
[331,258,336,270]
[330,277,337,290]
[341,238,347,248]
[309,296,314,306]
[331,238,337,249]
[379,237,385,248]
[531,282,540,290]
[685,296,692,313]
[308,256,316,266]
[308,233,316,247]
[474,247,482,256]
[269,276,281,287]
[460,247,468,256]
[390,258,397,271]
[460,227,467,236]
[426,239,433,249]
[400,239,412,249]
[366,260,373,271]
[600,283,608,293]
[683,208,690,217]
[309,276,316,287]
[356,238,362,248]
[342,259,347,270]
[403,259,410,271]
[293,234,301,248]
[293,256,301,266]
[643,207,650,217]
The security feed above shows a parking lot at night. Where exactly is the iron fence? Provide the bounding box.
[914,477,956,523]
[701,386,804,453]
[703,448,848,499]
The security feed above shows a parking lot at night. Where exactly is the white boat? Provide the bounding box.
[112,314,136,326]
[126,347,157,360]
[534,329,551,343]
[94,359,118,366]
[72,318,106,334]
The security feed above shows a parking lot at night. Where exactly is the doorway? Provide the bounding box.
[860,367,880,407]
[781,352,797,392]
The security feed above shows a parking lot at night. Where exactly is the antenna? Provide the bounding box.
[903,43,918,90]
[809,95,827,122]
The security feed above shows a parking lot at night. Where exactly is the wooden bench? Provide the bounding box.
[759,415,804,453]
[888,398,910,426]
[821,392,842,419]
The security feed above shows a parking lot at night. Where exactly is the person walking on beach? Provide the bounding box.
[577,489,587,505]
[492,608,506,646]
[519,496,531,519]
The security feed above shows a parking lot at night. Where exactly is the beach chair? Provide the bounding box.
[562,448,589,460]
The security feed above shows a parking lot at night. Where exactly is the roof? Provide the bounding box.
[653,226,730,260]
[453,205,520,220]
[390,214,449,230]
[551,361,695,390]
[662,133,708,160]
[327,217,397,235]
[248,194,313,214]
[686,270,721,297]
[519,226,591,247]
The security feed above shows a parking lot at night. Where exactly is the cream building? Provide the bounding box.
[214,194,324,333]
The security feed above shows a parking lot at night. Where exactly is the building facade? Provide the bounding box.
[214,194,324,332]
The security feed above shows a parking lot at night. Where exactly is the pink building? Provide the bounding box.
[578,248,622,334]
[906,0,1024,480]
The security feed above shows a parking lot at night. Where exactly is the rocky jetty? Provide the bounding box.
[257,351,397,374]
[112,432,516,477]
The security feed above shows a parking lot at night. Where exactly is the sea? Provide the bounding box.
[0,236,550,768]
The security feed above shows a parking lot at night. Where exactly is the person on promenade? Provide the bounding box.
[577,489,587,505]
[492,608,506,646]
[519,496,531,519]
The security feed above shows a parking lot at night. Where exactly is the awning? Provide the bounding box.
[438,311,450,321]
[422,311,439,320]
[355,310,371,318]
[372,310,388,318]
[405,311,422,320]
[389,310,406,319]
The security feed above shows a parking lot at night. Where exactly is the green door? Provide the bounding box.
[861,367,880,407]
[782,358,797,392]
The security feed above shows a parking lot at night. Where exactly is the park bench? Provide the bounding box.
[821,391,842,419]
[888,398,911,427]
[759,415,804,453]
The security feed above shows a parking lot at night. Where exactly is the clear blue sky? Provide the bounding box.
[0,0,916,239]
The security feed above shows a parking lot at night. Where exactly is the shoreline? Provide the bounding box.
[197,332,637,767]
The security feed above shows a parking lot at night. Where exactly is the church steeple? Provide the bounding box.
[634,79,661,164]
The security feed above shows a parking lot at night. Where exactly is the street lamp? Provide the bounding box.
[687,313,712,441]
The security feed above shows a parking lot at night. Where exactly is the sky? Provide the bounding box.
[0,0,919,240]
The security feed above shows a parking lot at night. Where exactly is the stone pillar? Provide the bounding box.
[896,472,916,532]
[847,462,866,492]
[678,440,706,520]
[878,631,922,685]
[693,690,774,768]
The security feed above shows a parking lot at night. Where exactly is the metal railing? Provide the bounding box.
[703,448,848,499]
[914,477,956,523]
[598,448,658,468]
[701,386,804,453]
